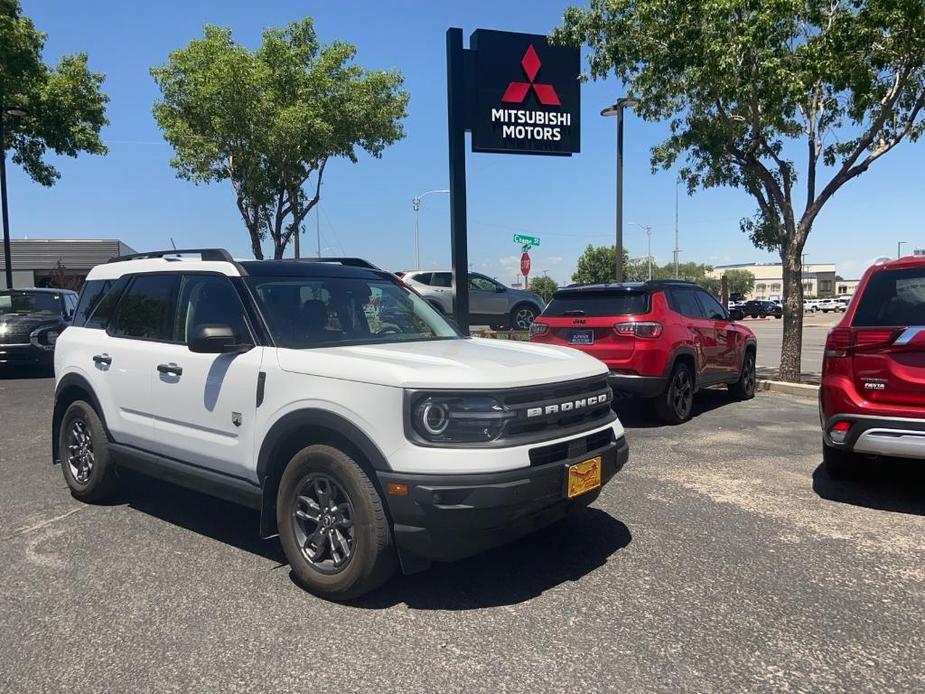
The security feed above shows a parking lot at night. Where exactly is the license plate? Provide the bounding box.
[569,330,593,345]
[567,456,602,498]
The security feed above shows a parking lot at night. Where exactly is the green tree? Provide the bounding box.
[529,275,559,302]
[571,244,631,284]
[151,19,408,259]
[0,0,108,185]
[555,0,925,382]
[724,269,756,297]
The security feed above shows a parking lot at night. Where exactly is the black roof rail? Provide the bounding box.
[291,257,380,270]
[108,248,237,264]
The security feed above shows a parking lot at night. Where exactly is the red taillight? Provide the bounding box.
[529,322,549,337]
[829,420,852,444]
[824,327,900,357]
[613,321,663,338]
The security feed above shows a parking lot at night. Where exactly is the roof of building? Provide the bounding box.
[0,238,137,271]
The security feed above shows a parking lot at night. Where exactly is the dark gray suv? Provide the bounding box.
[400,270,545,330]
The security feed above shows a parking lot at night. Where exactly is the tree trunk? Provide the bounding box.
[248,226,264,260]
[778,242,804,382]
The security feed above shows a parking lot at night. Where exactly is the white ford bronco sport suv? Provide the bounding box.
[53,249,628,600]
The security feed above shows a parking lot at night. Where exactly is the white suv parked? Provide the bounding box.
[54,249,628,600]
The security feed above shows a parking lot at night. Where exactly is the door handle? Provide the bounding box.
[92,353,112,366]
[157,362,183,376]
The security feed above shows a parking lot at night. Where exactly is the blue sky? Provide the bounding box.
[9,0,924,284]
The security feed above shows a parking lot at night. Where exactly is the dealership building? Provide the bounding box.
[710,261,838,299]
[0,238,136,290]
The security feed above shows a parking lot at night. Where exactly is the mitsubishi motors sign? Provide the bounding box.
[470,30,580,155]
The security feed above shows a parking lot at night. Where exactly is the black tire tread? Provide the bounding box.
[59,400,118,503]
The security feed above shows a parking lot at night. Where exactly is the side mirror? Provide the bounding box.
[495,285,507,293]
[189,324,252,354]
[729,308,744,321]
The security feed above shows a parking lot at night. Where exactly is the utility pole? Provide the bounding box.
[898,241,907,259]
[674,179,680,279]
[1,105,28,289]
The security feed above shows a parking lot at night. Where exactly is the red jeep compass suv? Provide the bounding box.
[530,281,757,423]
[820,255,925,478]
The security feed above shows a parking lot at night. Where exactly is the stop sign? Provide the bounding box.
[520,252,531,277]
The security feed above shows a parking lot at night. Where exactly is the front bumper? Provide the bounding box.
[823,414,925,460]
[0,343,54,366]
[377,435,628,569]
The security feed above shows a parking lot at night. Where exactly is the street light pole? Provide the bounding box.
[411,189,449,270]
[601,97,638,283]
[1,105,27,290]
[898,241,907,259]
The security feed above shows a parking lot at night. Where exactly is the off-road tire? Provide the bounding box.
[277,444,395,601]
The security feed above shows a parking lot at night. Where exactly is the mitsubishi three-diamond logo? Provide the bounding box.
[501,45,561,106]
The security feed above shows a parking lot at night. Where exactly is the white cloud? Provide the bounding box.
[498,255,519,267]
[547,256,564,265]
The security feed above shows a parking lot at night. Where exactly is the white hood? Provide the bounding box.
[275,337,607,389]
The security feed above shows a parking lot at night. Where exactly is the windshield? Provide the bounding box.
[246,275,460,348]
[853,268,925,327]
[0,291,62,317]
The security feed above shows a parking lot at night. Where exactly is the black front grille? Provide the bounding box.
[503,375,612,439]
[0,328,31,344]
[529,428,616,467]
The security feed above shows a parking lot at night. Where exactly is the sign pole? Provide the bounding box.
[446,28,470,335]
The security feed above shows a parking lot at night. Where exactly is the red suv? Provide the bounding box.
[820,256,925,478]
[529,281,757,423]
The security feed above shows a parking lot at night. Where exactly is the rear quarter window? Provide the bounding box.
[544,291,650,317]
[854,268,925,327]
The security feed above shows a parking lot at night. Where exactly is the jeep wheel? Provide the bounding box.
[823,441,862,480]
[653,362,694,424]
[728,350,756,400]
[59,400,118,503]
[510,304,538,330]
[277,444,395,601]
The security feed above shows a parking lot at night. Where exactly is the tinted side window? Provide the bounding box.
[430,272,452,288]
[668,288,705,319]
[469,275,496,291]
[174,274,250,344]
[110,274,179,341]
[696,290,728,320]
[854,268,925,327]
[84,277,130,330]
[410,272,432,286]
[73,281,105,326]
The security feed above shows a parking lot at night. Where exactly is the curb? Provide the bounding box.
[757,379,819,398]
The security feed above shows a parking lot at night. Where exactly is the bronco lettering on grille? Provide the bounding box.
[526,391,609,418]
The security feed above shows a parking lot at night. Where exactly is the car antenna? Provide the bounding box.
[170,237,177,250]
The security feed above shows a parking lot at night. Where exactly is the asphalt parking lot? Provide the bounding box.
[1,372,923,693]
[743,311,840,376]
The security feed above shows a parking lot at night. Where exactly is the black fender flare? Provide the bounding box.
[664,346,699,386]
[256,408,391,538]
[52,373,110,464]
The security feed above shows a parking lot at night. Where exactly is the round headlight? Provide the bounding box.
[419,400,450,436]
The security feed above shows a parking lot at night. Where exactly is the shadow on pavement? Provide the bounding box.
[118,471,286,564]
[812,461,925,516]
[115,471,631,608]
[613,388,735,429]
[350,508,631,611]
